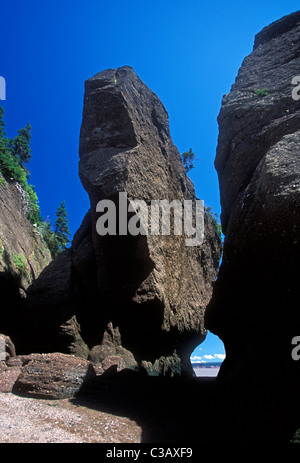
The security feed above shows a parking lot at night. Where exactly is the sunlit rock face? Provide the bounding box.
[20,66,221,376]
[205,12,300,393]
[78,66,222,374]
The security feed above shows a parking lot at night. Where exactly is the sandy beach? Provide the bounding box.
[193,367,220,377]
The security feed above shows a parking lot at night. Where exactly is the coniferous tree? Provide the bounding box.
[0,106,8,155]
[0,108,45,227]
[0,109,73,253]
[38,218,60,258]
[10,122,32,167]
[181,148,196,173]
[0,106,16,180]
[0,106,6,139]
[54,201,71,253]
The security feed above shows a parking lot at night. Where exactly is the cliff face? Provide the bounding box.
[205,11,300,388]
[0,178,51,334]
[20,66,222,375]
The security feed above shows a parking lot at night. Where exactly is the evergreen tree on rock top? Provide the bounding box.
[54,200,71,252]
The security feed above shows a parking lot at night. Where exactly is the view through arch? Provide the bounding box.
[190,331,225,377]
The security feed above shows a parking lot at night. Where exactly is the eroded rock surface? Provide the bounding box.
[13,353,96,399]
[0,179,51,336]
[205,11,300,393]
[0,334,22,393]
[20,66,221,375]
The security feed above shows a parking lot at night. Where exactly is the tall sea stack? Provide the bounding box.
[19,66,222,375]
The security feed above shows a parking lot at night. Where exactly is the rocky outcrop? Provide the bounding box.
[0,360,22,393]
[0,333,127,397]
[88,322,138,371]
[0,180,51,288]
[20,66,222,375]
[141,353,181,377]
[12,353,96,399]
[0,333,16,358]
[0,179,51,336]
[0,334,22,393]
[205,11,300,392]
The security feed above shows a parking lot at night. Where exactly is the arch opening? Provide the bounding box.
[190,330,225,377]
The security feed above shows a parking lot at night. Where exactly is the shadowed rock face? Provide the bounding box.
[20,66,221,375]
[205,12,300,390]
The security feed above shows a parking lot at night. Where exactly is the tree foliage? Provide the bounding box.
[0,107,40,222]
[38,219,58,259]
[38,202,71,259]
[9,123,32,166]
[0,106,6,139]
[54,201,71,252]
[205,205,223,240]
[181,148,196,173]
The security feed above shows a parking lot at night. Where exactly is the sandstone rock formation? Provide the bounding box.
[0,332,96,399]
[0,179,51,335]
[0,360,22,393]
[12,353,96,399]
[20,66,222,375]
[205,11,300,394]
[88,322,138,371]
[0,334,21,393]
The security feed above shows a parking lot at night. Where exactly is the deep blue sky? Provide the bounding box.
[1,0,299,362]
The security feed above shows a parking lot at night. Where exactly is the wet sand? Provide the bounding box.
[193,366,220,377]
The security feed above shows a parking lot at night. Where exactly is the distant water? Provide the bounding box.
[193,367,220,377]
